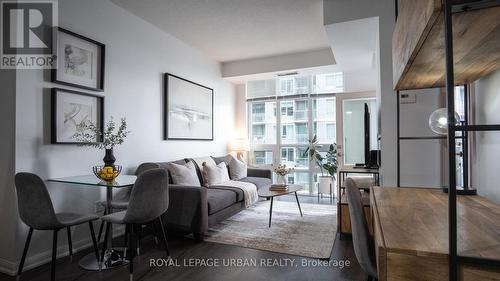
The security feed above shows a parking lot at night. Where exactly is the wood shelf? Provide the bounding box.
[393,0,500,90]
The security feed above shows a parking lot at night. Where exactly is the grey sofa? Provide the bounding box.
[136,156,272,240]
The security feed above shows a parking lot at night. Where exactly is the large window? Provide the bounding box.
[247,74,341,195]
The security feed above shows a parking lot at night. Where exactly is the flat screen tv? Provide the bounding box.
[363,103,370,167]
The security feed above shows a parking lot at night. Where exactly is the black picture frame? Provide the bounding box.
[164,73,214,141]
[52,27,106,91]
[51,88,104,144]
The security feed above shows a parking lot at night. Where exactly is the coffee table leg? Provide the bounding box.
[269,197,274,228]
[294,192,303,217]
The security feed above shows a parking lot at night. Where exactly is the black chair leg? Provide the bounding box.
[136,225,142,256]
[157,217,170,257]
[149,222,159,245]
[97,209,108,242]
[129,224,136,281]
[123,224,130,258]
[66,227,73,261]
[17,227,33,278]
[88,222,100,262]
[51,230,59,281]
[99,222,111,270]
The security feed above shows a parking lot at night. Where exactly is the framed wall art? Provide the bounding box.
[52,27,105,91]
[51,88,104,144]
[164,73,214,141]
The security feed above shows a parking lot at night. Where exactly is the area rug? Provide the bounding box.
[204,200,337,259]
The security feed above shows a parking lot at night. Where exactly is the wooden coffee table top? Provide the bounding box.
[258,184,302,197]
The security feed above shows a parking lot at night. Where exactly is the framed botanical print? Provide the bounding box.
[52,28,105,91]
[51,88,104,144]
[164,73,214,141]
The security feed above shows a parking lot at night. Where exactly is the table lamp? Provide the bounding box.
[230,139,250,160]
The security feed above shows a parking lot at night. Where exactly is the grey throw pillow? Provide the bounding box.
[202,162,230,187]
[228,156,247,180]
[166,161,201,186]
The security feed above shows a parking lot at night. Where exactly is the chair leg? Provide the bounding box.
[149,222,159,245]
[99,222,111,270]
[123,224,129,258]
[157,217,170,257]
[51,230,59,281]
[88,222,100,262]
[97,208,108,242]
[66,227,73,261]
[136,225,142,256]
[17,228,33,278]
[129,224,136,281]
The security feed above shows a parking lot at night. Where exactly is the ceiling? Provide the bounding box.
[111,0,330,62]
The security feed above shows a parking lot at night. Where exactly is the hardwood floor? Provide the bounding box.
[0,197,366,281]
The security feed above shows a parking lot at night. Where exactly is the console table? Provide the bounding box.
[337,167,379,239]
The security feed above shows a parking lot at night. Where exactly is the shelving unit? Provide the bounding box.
[393,0,500,279]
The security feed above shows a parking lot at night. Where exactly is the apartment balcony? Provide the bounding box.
[294,110,307,121]
[296,133,308,143]
[252,113,265,123]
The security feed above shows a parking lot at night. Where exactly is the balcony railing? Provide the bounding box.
[296,133,308,143]
[294,110,307,121]
[252,113,265,122]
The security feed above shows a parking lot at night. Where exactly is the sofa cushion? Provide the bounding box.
[207,189,239,215]
[166,161,201,186]
[238,177,272,190]
[201,162,230,187]
[211,154,233,165]
[228,157,247,180]
[156,159,188,184]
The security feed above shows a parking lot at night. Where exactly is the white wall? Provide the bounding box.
[471,69,500,203]
[7,0,236,274]
[323,0,397,185]
[0,69,19,273]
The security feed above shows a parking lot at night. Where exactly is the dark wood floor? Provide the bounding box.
[1,197,366,281]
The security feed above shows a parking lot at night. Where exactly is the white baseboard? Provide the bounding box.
[0,229,124,276]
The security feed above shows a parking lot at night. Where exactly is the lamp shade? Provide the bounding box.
[230,139,250,152]
[428,108,461,135]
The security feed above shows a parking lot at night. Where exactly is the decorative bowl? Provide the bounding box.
[93,165,122,182]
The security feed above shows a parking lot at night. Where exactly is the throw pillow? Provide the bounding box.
[166,161,201,186]
[202,162,230,186]
[228,156,247,180]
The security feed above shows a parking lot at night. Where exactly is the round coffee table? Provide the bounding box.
[258,184,303,227]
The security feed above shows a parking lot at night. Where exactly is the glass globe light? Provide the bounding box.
[428,108,461,135]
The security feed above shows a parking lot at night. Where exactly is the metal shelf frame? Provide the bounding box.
[395,0,500,279]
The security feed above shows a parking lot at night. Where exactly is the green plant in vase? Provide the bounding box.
[73,117,130,181]
[304,135,338,195]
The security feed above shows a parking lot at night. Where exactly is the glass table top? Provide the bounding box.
[48,175,137,188]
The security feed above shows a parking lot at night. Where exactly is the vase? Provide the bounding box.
[318,176,333,194]
[278,175,287,186]
[103,148,116,167]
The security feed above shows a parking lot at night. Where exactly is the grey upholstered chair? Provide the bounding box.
[99,168,169,280]
[15,173,100,281]
[97,163,157,242]
[346,178,377,281]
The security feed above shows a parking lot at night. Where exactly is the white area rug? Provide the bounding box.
[205,200,337,259]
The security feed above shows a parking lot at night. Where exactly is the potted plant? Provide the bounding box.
[304,135,338,196]
[73,117,130,167]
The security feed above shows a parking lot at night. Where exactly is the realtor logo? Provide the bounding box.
[1,0,57,69]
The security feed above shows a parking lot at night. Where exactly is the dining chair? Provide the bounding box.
[346,178,377,281]
[99,168,170,280]
[15,173,100,281]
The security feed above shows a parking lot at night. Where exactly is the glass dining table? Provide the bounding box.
[48,175,137,271]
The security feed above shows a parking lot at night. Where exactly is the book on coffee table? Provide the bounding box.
[270,184,288,191]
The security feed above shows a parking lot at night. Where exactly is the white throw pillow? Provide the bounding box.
[202,162,230,186]
[228,156,247,180]
[166,161,201,186]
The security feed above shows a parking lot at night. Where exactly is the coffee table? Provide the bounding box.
[258,184,303,227]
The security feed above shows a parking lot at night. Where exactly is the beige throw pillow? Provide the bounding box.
[202,162,230,186]
[228,156,247,180]
[166,161,201,186]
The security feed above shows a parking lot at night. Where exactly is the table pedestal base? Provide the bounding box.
[79,248,128,271]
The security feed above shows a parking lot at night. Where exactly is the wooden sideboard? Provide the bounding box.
[370,186,500,280]
[392,0,500,90]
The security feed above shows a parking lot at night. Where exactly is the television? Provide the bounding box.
[354,103,372,168]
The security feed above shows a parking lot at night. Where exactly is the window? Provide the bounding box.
[247,74,342,196]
